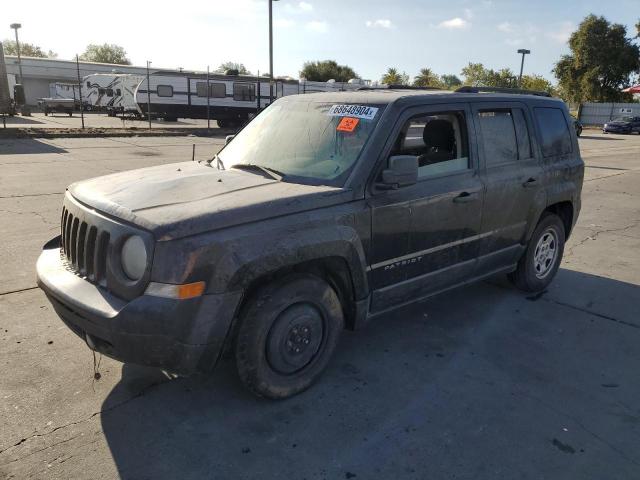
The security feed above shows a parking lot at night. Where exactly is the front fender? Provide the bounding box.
[219,225,369,299]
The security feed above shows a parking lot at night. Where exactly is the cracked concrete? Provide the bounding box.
[1,132,639,479]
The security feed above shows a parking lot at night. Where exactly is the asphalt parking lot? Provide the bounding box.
[1,131,639,479]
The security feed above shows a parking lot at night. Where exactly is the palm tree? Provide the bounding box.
[381,68,409,85]
[413,68,442,87]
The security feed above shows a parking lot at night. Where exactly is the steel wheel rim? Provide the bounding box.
[533,227,558,279]
[266,303,325,375]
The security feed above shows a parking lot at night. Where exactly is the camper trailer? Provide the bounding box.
[84,73,144,115]
[134,71,302,126]
[133,71,366,126]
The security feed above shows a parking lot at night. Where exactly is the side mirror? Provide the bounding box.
[225,135,235,145]
[380,155,418,189]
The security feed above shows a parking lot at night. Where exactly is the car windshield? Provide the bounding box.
[613,116,633,122]
[218,99,384,186]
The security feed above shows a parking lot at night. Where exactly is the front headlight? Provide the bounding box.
[121,235,147,281]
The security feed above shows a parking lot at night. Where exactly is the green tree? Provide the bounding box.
[217,62,251,75]
[79,43,130,65]
[553,15,640,102]
[300,60,358,82]
[521,74,556,95]
[460,62,487,86]
[381,67,409,85]
[413,68,444,88]
[2,39,56,58]
[441,74,462,89]
[461,63,517,88]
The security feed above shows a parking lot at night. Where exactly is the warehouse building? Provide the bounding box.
[3,55,173,105]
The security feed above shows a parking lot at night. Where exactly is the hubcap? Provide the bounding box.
[533,227,558,279]
[266,303,324,375]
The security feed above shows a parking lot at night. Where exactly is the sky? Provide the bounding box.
[3,0,639,83]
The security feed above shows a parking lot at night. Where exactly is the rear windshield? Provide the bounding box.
[218,99,384,186]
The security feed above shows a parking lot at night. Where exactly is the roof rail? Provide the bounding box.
[357,85,445,91]
[455,86,551,97]
[386,85,444,90]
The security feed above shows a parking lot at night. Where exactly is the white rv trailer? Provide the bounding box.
[83,73,144,114]
[134,71,365,126]
[134,71,302,126]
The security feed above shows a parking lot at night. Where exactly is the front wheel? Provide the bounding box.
[235,274,344,399]
[508,213,565,292]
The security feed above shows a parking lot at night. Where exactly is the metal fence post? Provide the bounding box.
[206,65,210,132]
[76,55,85,129]
[146,61,152,130]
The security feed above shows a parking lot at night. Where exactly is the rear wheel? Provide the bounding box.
[508,213,565,292]
[235,274,344,399]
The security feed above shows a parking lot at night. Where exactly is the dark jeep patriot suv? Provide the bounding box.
[37,87,584,398]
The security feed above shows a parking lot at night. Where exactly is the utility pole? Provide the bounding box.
[517,49,531,87]
[146,61,151,129]
[76,55,85,129]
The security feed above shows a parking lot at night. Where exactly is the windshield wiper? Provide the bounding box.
[231,163,284,181]
[206,154,225,170]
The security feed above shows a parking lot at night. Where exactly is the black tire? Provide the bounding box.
[508,213,565,292]
[217,119,227,128]
[235,274,344,399]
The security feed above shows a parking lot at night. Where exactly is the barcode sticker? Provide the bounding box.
[328,105,378,120]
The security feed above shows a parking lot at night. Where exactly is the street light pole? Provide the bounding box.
[268,0,279,105]
[9,23,23,84]
[517,48,531,87]
[10,23,30,115]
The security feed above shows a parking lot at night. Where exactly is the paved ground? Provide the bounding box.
[0,132,639,480]
[2,112,215,130]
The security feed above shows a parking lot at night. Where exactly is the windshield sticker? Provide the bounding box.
[328,105,378,120]
[336,117,359,132]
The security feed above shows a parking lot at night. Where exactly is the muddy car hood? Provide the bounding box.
[69,162,350,240]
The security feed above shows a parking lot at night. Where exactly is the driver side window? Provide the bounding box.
[393,111,470,178]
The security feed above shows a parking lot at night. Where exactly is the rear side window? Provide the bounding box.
[477,110,518,166]
[534,107,572,157]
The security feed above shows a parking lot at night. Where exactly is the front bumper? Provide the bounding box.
[36,237,242,374]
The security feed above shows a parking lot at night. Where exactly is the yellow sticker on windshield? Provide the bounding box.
[337,117,359,132]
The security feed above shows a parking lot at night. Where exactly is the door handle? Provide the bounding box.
[522,178,538,188]
[453,191,478,203]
